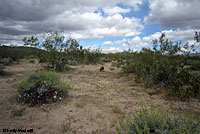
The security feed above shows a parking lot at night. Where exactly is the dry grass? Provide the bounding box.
[0,61,199,134]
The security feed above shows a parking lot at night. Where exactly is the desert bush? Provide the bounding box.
[11,109,24,116]
[0,64,5,75]
[111,61,117,67]
[23,30,104,68]
[116,107,200,134]
[23,31,79,72]
[189,71,200,99]
[68,60,78,66]
[29,59,35,63]
[119,33,200,99]
[17,71,71,106]
[187,59,200,71]
[101,57,112,63]
[110,67,115,70]
[0,58,12,66]
[84,49,102,64]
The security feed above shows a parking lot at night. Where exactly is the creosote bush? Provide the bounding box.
[17,71,71,106]
[118,33,200,100]
[116,107,200,134]
[0,58,12,66]
[0,64,5,75]
[23,31,103,72]
[29,59,35,63]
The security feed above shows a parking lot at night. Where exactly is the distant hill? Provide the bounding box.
[0,45,43,51]
[0,45,43,59]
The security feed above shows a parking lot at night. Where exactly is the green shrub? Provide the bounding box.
[17,71,71,106]
[65,66,75,71]
[110,67,115,71]
[188,59,200,71]
[29,59,35,63]
[101,58,112,63]
[11,109,24,116]
[189,71,200,99]
[84,49,102,64]
[116,107,200,134]
[118,33,200,99]
[68,60,78,66]
[23,32,77,72]
[28,55,36,59]
[111,61,117,67]
[0,58,12,65]
[0,64,5,75]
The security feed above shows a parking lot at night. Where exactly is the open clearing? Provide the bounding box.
[0,60,200,134]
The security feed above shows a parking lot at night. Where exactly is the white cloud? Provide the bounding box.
[0,0,145,45]
[187,40,200,47]
[131,36,141,43]
[102,41,113,46]
[102,47,122,53]
[102,29,200,49]
[114,38,127,45]
[47,13,143,39]
[103,6,131,15]
[126,0,143,11]
[85,44,98,49]
[145,0,200,29]
[122,43,128,47]
[161,29,198,41]
[136,42,149,47]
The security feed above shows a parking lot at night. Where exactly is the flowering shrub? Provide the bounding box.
[17,71,71,106]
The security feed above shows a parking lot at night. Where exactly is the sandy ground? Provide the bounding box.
[0,60,200,134]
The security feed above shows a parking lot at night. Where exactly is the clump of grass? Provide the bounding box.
[75,101,87,108]
[65,66,75,71]
[111,104,122,114]
[101,58,112,63]
[0,58,12,66]
[29,59,35,63]
[11,108,24,116]
[61,121,71,133]
[116,106,200,134]
[111,61,117,67]
[17,71,71,106]
[68,60,78,66]
[96,112,103,119]
[110,67,115,71]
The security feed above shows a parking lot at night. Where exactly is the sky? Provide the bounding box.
[0,0,200,53]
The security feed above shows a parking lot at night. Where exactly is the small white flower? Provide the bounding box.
[53,96,56,99]
[59,97,62,100]
[55,91,57,94]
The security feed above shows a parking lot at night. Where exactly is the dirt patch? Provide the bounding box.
[0,61,200,134]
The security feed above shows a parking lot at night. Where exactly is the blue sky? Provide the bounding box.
[0,0,199,53]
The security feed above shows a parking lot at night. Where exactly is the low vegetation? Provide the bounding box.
[11,109,24,117]
[17,71,71,106]
[0,45,40,62]
[0,29,200,133]
[0,64,5,75]
[23,31,102,72]
[116,33,200,100]
[116,107,200,134]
